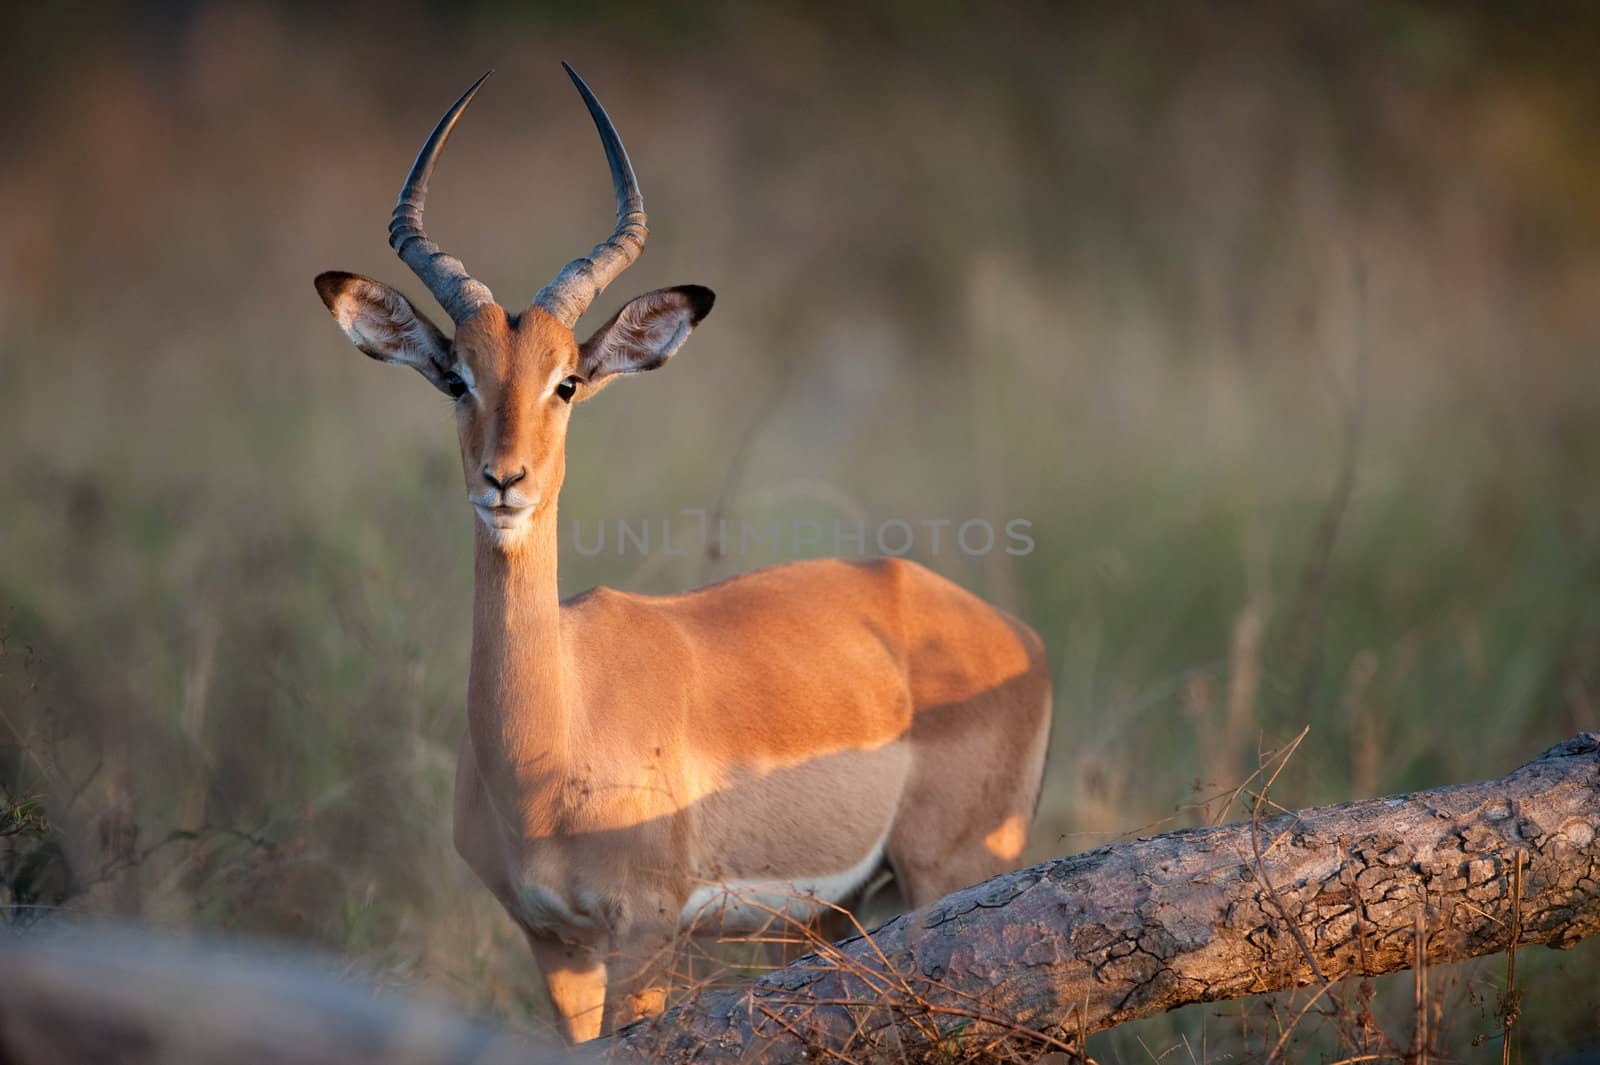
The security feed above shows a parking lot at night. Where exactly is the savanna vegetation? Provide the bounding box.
[3,2,1600,1060]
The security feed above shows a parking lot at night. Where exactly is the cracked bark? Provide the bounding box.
[608,733,1600,1064]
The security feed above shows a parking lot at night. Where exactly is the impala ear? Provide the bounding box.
[576,285,714,394]
[314,271,455,393]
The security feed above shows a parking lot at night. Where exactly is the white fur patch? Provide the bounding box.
[473,503,535,543]
[680,834,888,933]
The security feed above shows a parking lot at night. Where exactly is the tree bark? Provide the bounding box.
[609,733,1600,1064]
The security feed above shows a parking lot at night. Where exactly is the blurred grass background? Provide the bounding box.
[3,0,1600,1058]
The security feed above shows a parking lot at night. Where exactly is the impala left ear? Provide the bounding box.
[576,285,714,394]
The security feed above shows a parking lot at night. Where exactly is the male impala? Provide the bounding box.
[314,67,1053,1043]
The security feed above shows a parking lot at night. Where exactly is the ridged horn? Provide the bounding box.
[388,71,497,324]
[531,62,648,328]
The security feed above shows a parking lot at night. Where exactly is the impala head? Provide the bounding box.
[315,67,713,545]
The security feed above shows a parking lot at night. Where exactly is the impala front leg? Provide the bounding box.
[527,934,608,1045]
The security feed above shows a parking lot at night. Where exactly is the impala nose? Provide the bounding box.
[481,465,528,492]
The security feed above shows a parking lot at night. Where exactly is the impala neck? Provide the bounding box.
[468,500,573,814]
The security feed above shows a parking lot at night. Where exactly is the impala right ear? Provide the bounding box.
[576,285,715,391]
[314,271,455,393]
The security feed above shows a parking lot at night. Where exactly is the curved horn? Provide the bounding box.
[389,71,497,324]
[532,62,648,328]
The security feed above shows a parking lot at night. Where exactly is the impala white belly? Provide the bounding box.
[679,831,889,933]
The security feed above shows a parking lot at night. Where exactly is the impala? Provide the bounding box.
[314,67,1053,1043]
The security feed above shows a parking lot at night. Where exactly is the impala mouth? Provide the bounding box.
[474,503,535,531]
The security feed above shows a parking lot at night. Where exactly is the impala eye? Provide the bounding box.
[555,376,580,404]
[444,371,469,399]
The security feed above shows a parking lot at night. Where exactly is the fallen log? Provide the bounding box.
[610,733,1600,1064]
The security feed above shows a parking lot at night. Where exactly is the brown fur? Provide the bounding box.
[316,281,1053,1044]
